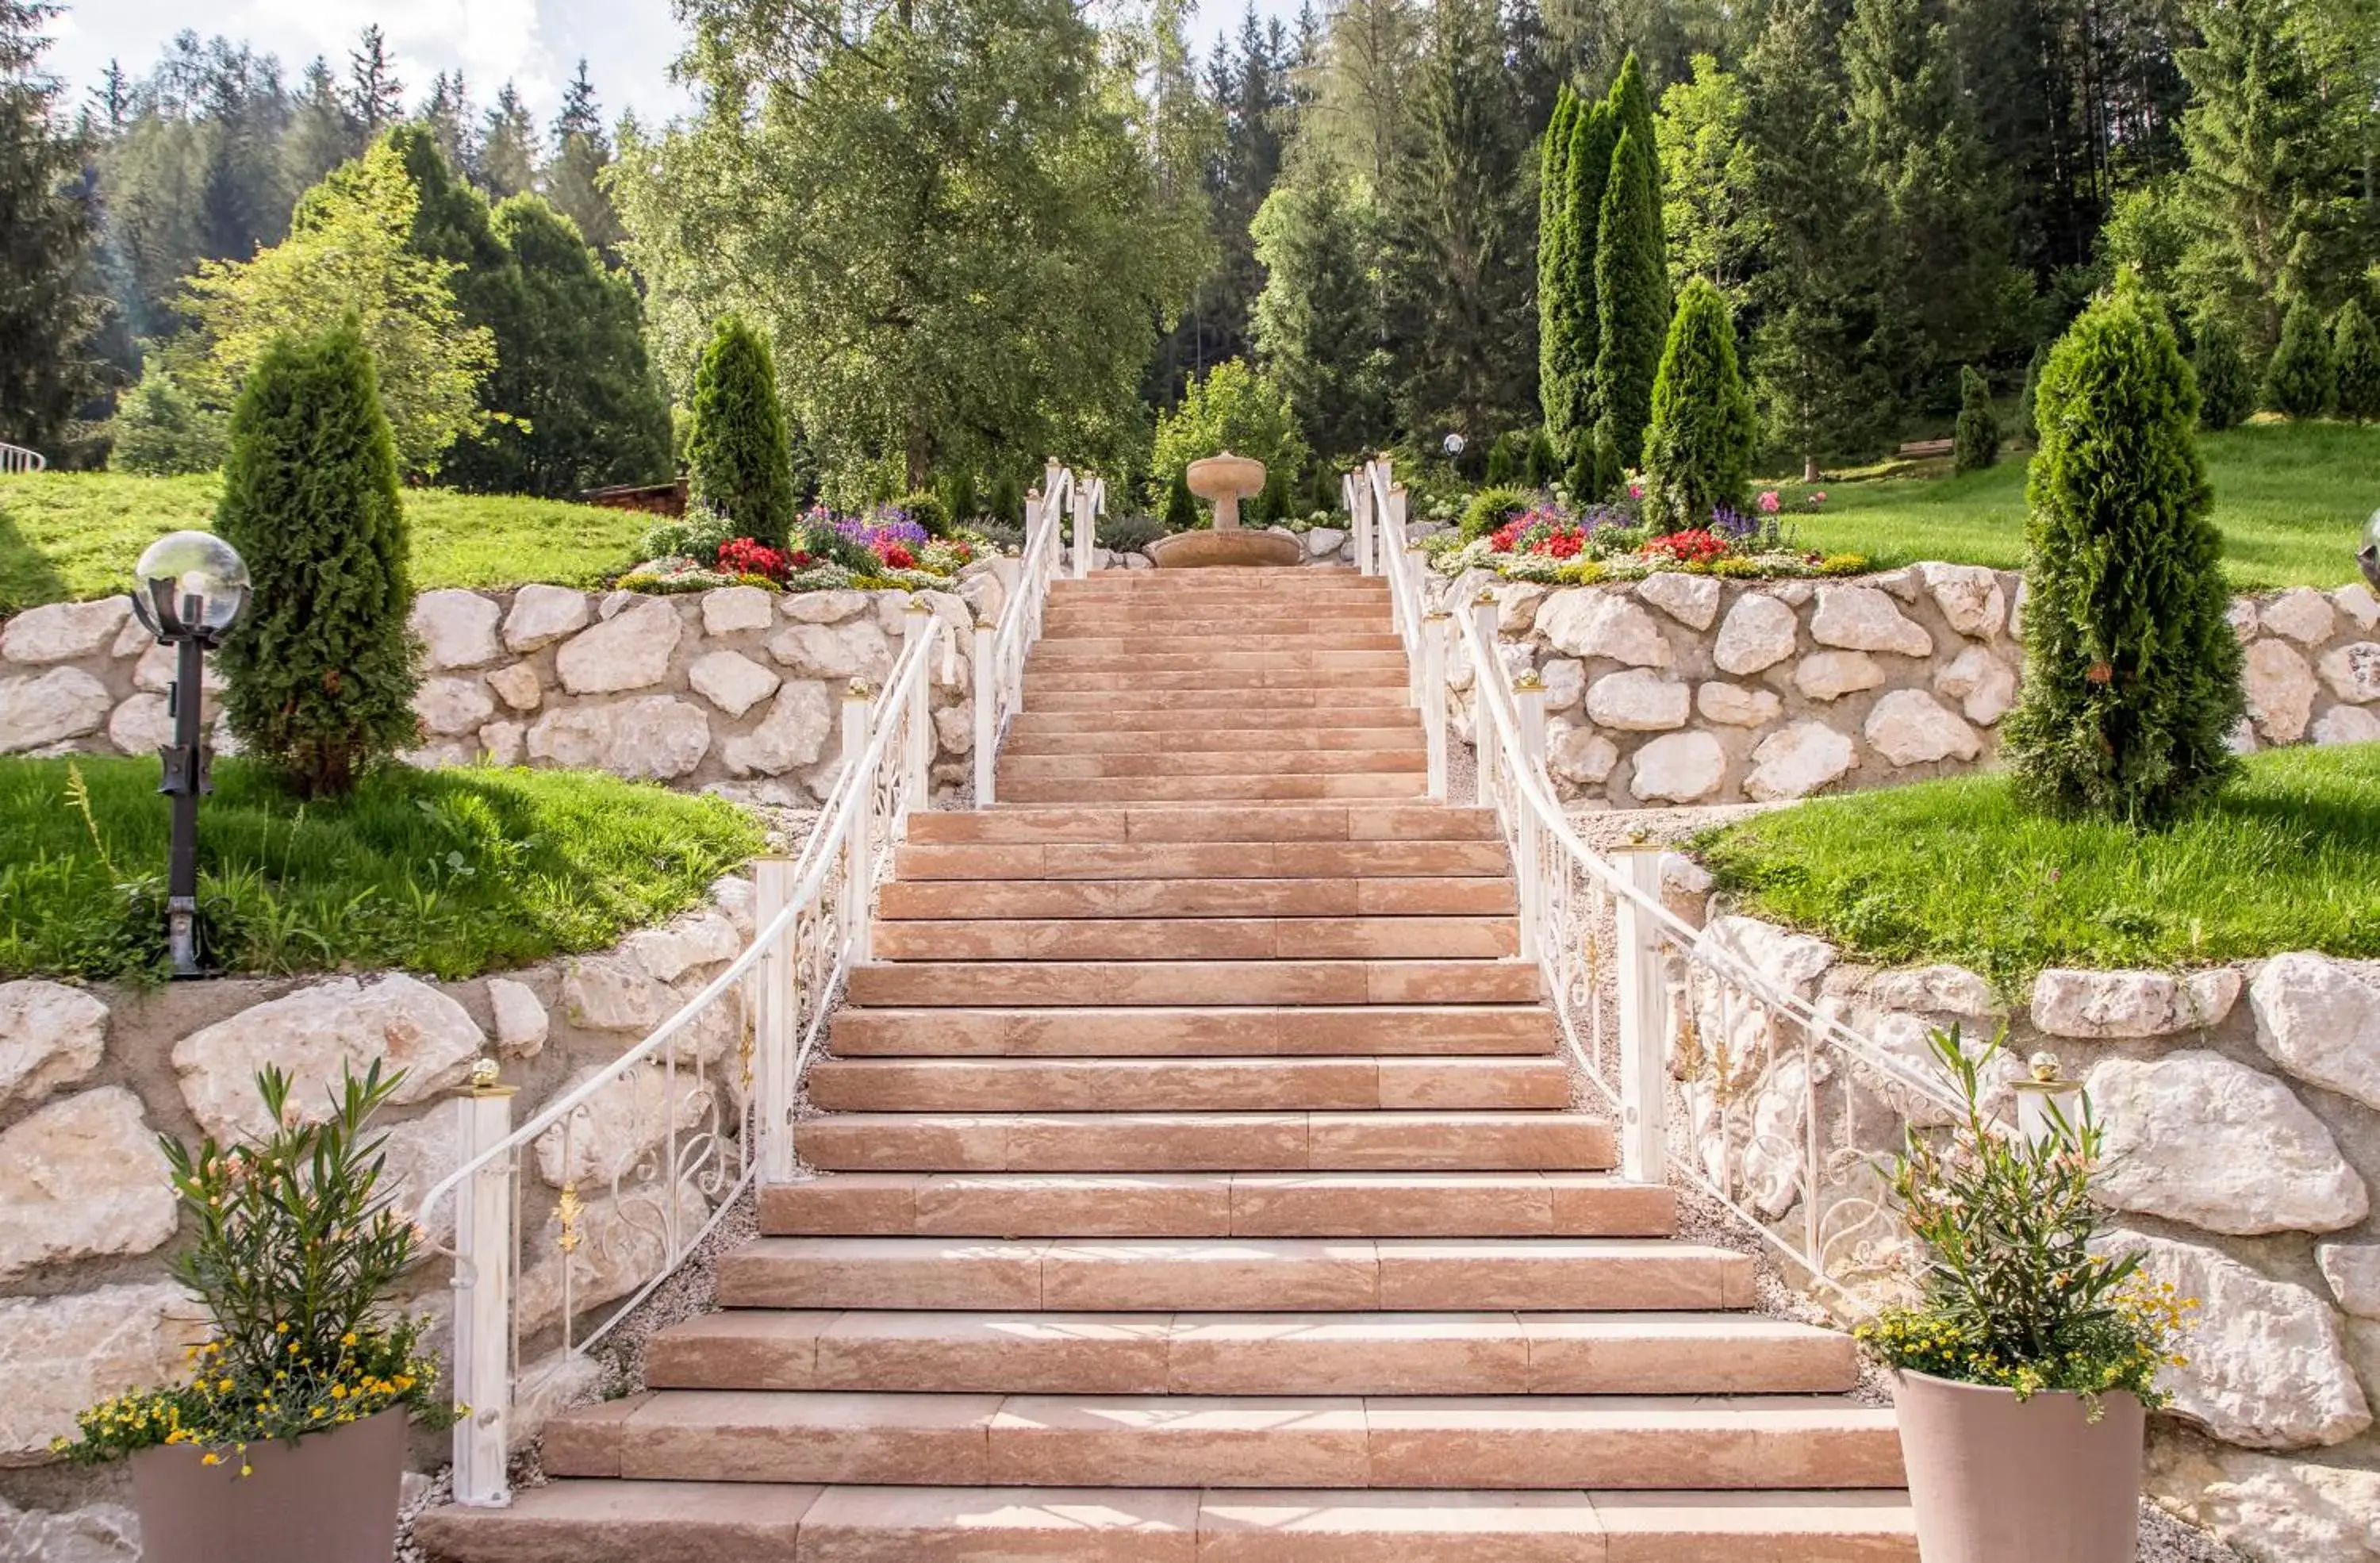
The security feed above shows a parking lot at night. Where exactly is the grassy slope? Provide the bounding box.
[0,472,651,615]
[1760,421,2378,589]
[0,755,761,982]
[1696,746,2380,989]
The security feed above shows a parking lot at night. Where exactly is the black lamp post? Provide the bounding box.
[2361,510,2379,593]
[125,532,249,977]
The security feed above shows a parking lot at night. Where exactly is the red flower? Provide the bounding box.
[716,536,792,582]
[1641,528,1729,565]
[879,542,916,570]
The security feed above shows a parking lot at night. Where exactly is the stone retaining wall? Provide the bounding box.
[1671,886,2380,1560]
[1431,566,2380,807]
[0,874,763,1556]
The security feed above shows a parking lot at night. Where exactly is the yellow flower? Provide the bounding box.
[202,1452,222,1466]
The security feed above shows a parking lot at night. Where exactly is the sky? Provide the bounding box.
[43,0,1306,127]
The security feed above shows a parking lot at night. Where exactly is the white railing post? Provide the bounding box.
[1471,589,1501,814]
[973,618,996,805]
[1611,847,1670,1184]
[449,1065,517,1507]
[842,682,873,965]
[750,856,797,1184]
[1352,470,1373,575]
[1422,609,1450,801]
[1512,672,1548,962]
[1403,542,1433,704]
[1071,485,1092,578]
[901,604,932,807]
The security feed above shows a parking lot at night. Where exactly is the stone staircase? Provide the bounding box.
[416,569,1914,1561]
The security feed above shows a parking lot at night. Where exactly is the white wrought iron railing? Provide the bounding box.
[0,442,45,474]
[972,459,1104,805]
[1349,457,1962,1307]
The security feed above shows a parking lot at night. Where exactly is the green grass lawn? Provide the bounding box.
[1695,746,2380,992]
[1760,420,2378,589]
[0,755,761,982]
[0,472,653,615]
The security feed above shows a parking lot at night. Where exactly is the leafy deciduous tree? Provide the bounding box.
[0,0,108,453]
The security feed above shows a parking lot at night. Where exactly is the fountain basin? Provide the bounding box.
[1147,529,1305,568]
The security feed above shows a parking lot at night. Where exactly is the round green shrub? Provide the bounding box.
[896,488,951,538]
[1459,486,1534,540]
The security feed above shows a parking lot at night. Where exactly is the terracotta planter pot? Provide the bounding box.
[1894,1368,2144,1563]
[129,1407,407,1563]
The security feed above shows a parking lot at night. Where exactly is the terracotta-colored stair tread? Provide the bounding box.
[904,805,1500,845]
[998,749,1429,779]
[892,841,1512,881]
[792,1111,1612,1173]
[844,958,1543,1008]
[827,1004,1557,1057]
[1000,774,1427,804]
[876,876,1516,919]
[867,915,1515,961]
[804,1057,1570,1112]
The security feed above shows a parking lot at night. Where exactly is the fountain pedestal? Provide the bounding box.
[1148,451,1303,568]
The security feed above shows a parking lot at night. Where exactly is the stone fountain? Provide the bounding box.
[1146,451,1304,568]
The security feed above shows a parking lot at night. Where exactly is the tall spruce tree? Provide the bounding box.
[1589,117,1669,490]
[685,316,797,547]
[0,0,109,453]
[544,61,626,264]
[214,319,420,799]
[477,83,539,198]
[2190,314,2253,430]
[1250,159,1388,459]
[1641,278,1754,529]
[2264,296,2335,417]
[2002,285,2241,828]
[1555,98,1616,485]
[2332,300,2380,422]
[344,25,405,134]
[1953,366,1999,471]
[282,56,359,195]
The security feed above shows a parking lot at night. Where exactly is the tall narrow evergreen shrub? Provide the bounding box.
[685,317,798,547]
[214,321,420,800]
[1555,100,1618,472]
[1591,122,1671,491]
[1642,279,1755,529]
[1486,430,1524,486]
[1952,366,2000,472]
[988,471,1025,532]
[2001,286,2242,829]
[2016,344,2047,444]
[1537,88,1580,428]
[1161,467,1199,532]
[2191,316,2253,431]
[1523,427,1559,486]
[2332,300,2380,422]
[2263,298,2335,418]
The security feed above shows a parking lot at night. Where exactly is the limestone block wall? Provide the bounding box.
[0,874,762,1553]
[1427,566,2380,808]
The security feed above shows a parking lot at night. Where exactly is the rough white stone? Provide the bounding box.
[1626,731,1726,802]
[0,1089,176,1281]
[0,1283,205,1459]
[2087,1051,2367,1235]
[2225,597,2261,641]
[2320,642,2380,705]
[1537,591,1673,667]
[1864,689,1983,766]
[532,1064,712,1187]
[782,589,871,625]
[1489,582,1547,636]
[2319,1243,2380,1319]
[2030,966,2240,1039]
[555,596,682,694]
[1584,669,1691,732]
[477,720,525,766]
[411,589,505,670]
[1546,721,1618,785]
[2336,583,2380,632]
[721,681,835,777]
[1745,721,1856,801]
[501,585,590,652]
[517,1177,708,1336]
[171,974,486,1139]
[687,650,781,719]
[1660,853,1714,927]
[1933,643,2017,726]
[0,599,130,666]
[709,874,758,939]
[0,1495,140,1562]
[106,693,171,755]
[768,618,895,685]
[559,953,679,1034]
[933,703,973,755]
[1712,593,1798,675]
[1687,917,1839,1085]
[598,589,633,620]
[1635,573,1722,631]
[415,674,496,736]
[2148,1439,2380,1563]
[525,697,710,780]
[1913,563,2006,639]
[1701,915,1839,993]
[375,1106,460,1253]
[2315,704,2380,745]
[701,586,777,636]
[0,980,107,1110]
[1810,586,1933,657]
[2245,638,2319,743]
[2251,952,2380,1110]
[132,640,224,695]
[1305,526,1347,558]
[1695,682,1782,727]
[1538,658,1585,712]
[486,977,549,1058]
[0,667,113,751]
[485,661,543,712]
[1868,964,1996,1018]
[1791,651,1884,701]
[623,912,743,984]
[2262,586,2339,645]
[2098,1230,2370,1450]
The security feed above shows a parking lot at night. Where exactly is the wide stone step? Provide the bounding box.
[1024,685,1410,712]
[1000,749,1428,779]
[804,1058,1569,1113]
[540,1388,1898,1491]
[877,876,1514,920]
[1024,666,1401,693]
[413,1479,1918,1563]
[892,841,1511,882]
[1004,722,1424,752]
[867,916,1514,962]
[844,959,1543,1008]
[828,1005,1556,1057]
[1032,632,1407,655]
[1001,774,1425,805]
[906,805,1498,845]
[1042,611,1397,635]
[791,1112,1610,1173]
[761,1172,1667,1238]
[1028,650,1409,676]
[645,1310,1857,1396]
[1051,576,1386,595]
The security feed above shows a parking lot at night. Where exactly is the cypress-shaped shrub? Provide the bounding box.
[988,471,1025,531]
[2332,300,2380,422]
[1952,366,2000,473]
[214,320,420,800]
[2191,316,2253,432]
[1161,467,1200,532]
[1555,101,1618,470]
[2001,285,2242,829]
[685,316,797,547]
[1524,427,1559,486]
[1537,86,1579,432]
[2016,344,2047,444]
[939,469,980,526]
[1486,430,1524,486]
[2263,297,2335,418]
[1591,121,1671,491]
[1641,278,1756,529]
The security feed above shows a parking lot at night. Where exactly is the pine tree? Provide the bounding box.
[477,83,539,198]
[2263,297,2335,417]
[1953,366,1999,472]
[1250,162,1388,459]
[685,317,797,547]
[421,71,477,175]
[214,319,420,799]
[282,57,359,195]
[344,25,405,133]
[2332,300,2380,423]
[1536,86,1578,428]
[1553,98,1616,479]
[543,61,625,263]
[1641,278,1755,529]
[0,0,109,452]
[2001,285,2241,829]
[2190,314,2253,431]
[1590,119,1669,490]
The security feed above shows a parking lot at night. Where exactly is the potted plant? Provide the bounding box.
[53,1062,455,1563]
[1860,1029,2190,1563]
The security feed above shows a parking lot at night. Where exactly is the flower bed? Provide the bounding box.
[1426,486,1869,584]
[617,503,991,596]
